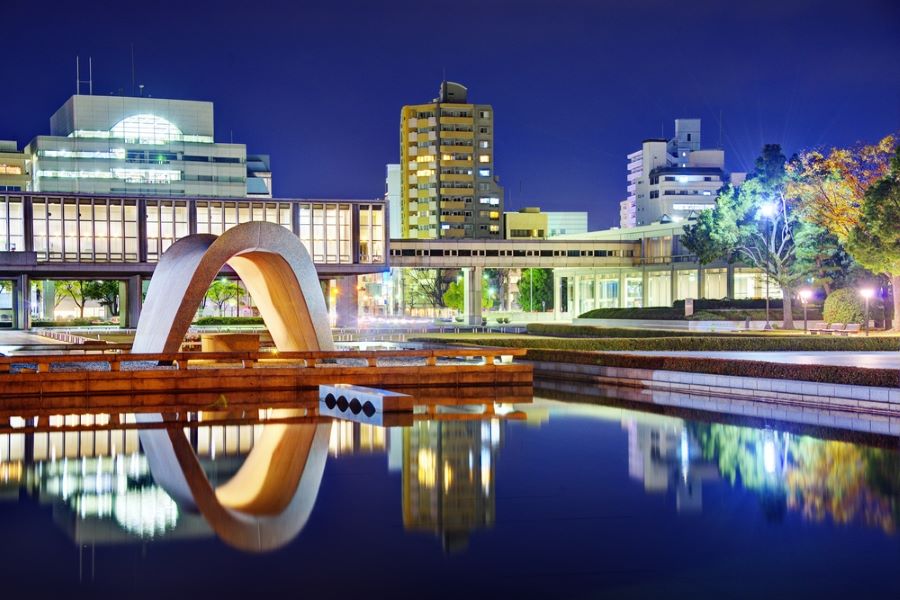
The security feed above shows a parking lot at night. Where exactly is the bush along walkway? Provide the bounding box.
[412,333,900,353]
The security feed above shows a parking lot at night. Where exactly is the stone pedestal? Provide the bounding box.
[200,333,260,353]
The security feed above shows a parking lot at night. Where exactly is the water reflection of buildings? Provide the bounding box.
[623,417,719,513]
[403,419,500,552]
[0,411,505,551]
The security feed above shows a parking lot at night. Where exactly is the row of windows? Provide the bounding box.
[0,197,385,265]
[391,247,634,258]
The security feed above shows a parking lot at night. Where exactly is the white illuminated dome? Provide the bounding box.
[111,114,183,145]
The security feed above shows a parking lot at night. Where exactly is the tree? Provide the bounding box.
[846,148,900,331]
[682,145,805,328]
[518,268,553,312]
[442,279,493,312]
[83,280,120,316]
[788,134,897,241]
[404,269,453,310]
[792,223,862,295]
[205,279,241,317]
[484,268,510,311]
[57,280,89,319]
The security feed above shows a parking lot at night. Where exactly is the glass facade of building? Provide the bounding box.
[0,193,386,267]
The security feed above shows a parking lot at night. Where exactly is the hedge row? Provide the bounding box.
[578,306,820,321]
[526,323,773,339]
[672,298,786,310]
[417,334,900,352]
[193,316,265,325]
[32,319,116,327]
[524,349,900,388]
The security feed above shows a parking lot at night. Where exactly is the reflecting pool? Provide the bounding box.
[0,398,898,598]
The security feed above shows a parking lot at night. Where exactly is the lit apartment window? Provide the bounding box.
[478,155,491,163]
[479,140,490,149]
[479,111,491,119]
[478,168,491,177]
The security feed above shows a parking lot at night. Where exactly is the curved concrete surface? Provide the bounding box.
[133,223,335,551]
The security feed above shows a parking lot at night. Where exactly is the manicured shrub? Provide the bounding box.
[31,318,114,327]
[418,333,900,353]
[578,306,820,321]
[193,316,265,326]
[673,298,785,310]
[823,288,866,325]
[526,323,772,338]
[523,349,900,388]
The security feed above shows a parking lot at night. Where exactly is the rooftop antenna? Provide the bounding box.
[718,109,723,149]
[130,43,135,97]
[75,56,93,95]
[138,84,145,97]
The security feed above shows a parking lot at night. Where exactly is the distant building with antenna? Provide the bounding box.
[619,118,744,228]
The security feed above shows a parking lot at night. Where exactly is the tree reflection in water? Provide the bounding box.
[690,423,899,534]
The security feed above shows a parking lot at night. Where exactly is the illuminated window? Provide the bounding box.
[479,140,490,149]
[111,114,184,145]
[479,111,491,119]
[478,168,491,177]
[478,155,490,163]
[0,164,23,175]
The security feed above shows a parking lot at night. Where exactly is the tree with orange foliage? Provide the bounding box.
[788,134,896,241]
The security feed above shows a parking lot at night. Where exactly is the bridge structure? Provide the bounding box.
[387,223,754,324]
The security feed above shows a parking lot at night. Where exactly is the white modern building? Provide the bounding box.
[620,119,744,228]
[386,163,402,239]
[546,212,587,238]
[26,95,260,198]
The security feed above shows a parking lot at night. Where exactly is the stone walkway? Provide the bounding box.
[0,330,65,355]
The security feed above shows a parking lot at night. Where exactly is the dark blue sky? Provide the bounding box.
[3,0,899,229]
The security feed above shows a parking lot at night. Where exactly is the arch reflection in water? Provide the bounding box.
[132,221,336,551]
[141,414,332,552]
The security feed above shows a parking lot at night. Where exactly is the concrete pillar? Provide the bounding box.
[670,266,677,305]
[553,270,562,320]
[41,280,55,320]
[14,274,30,330]
[335,275,359,328]
[121,276,143,329]
[594,275,601,311]
[641,270,649,308]
[697,267,705,299]
[726,265,735,299]
[572,274,581,317]
[462,266,483,326]
[618,271,627,308]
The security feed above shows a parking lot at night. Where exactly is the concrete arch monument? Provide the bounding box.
[133,220,334,354]
[133,222,335,552]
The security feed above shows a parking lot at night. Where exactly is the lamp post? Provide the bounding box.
[759,202,777,330]
[860,288,875,336]
[798,288,812,333]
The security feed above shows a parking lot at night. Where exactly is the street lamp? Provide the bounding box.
[758,202,777,330]
[798,288,812,333]
[860,288,875,336]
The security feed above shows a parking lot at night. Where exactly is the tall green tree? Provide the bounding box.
[846,149,900,331]
[205,279,241,317]
[442,280,493,312]
[83,280,120,316]
[683,145,806,328]
[57,280,89,319]
[518,268,553,312]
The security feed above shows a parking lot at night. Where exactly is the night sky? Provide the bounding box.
[3,0,899,229]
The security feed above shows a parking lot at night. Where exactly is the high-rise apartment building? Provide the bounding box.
[620,119,743,228]
[400,82,503,239]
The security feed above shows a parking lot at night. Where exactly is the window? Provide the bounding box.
[478,168,491,177]
[478,183,490,191]
[479,111,491,119]
[479,140,490,148]
[478,155,490,163]
[687,133,692,141]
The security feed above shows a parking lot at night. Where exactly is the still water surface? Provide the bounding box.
[0,398,898,598]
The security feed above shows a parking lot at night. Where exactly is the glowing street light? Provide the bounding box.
[860,288,875,336]
[759,202,778,219]
[798,288,812,333]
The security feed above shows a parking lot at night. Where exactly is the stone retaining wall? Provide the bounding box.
[531,360,900,435]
